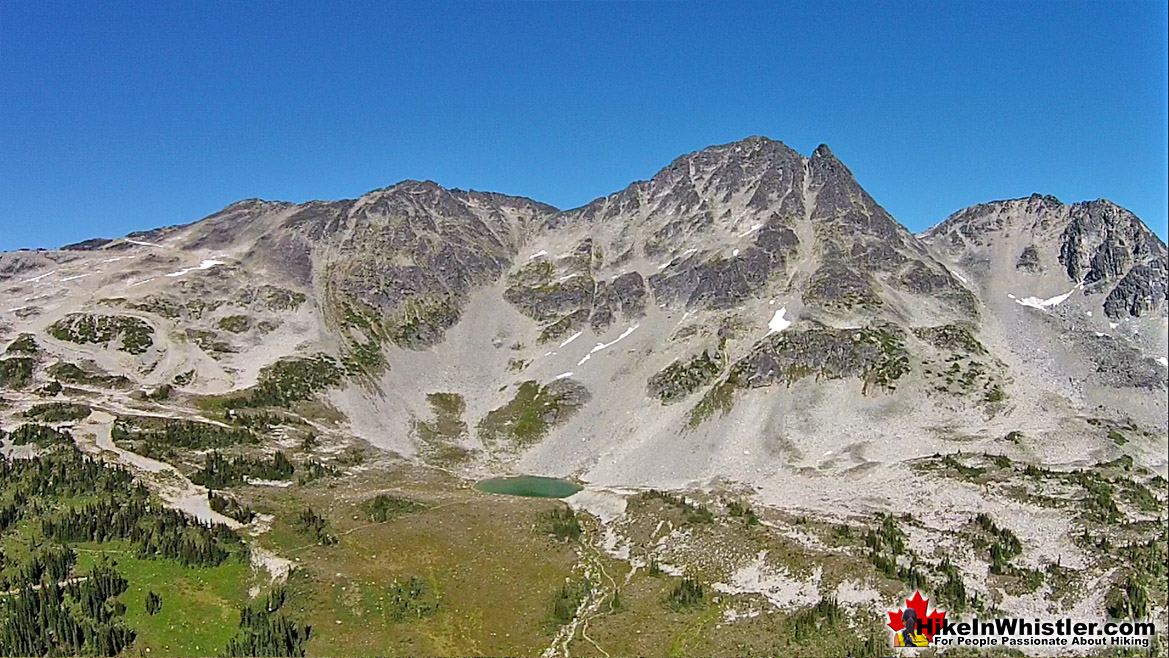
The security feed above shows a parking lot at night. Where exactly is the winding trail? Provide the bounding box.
[537,490,640,658]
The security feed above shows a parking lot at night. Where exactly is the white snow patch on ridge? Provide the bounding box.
[558,331,583,348]
[126,239,162,248]
[577,325,638,366]
[1157,357,1168,368]
[1013,284,1080,310]
[766,307,791,335]
[527,250,548,260]
[165,259,225,278]
[737,223,762,238]
[553,372,574,380]
[22,271,55,283]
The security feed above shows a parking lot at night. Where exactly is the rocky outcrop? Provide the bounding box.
[925,195,1167,319]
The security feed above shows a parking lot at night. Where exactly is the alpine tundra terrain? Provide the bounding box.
[0,136,1165,656]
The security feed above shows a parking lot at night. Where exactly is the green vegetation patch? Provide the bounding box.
[223,587,312,657]
[384,576,440,622]
[253,285,307,312]
[648,347,724,404]
[46,361,132,389]
[9,423,73,447]
[24,402,91,422]
[207,490,256,524]
[687,325,911,427]
[537,309,591,344]
[362,494,425,523]
[385,294,461,349]
[186,328,235,355]
[414,392,474,464]
[0,443,268,656]
[112,416,256,461]
[665,577,706,611]
[210,354,344,411]
[4,333,39,355]
[47,313,155,354]
[0,559,136,656]
[0,357,34,389]
[543,505,582,541]
[549,578,591,628]
[292,506,337,546]
[913,324,987,355]
[687,380,737,428]
[478,379,590,447]
[637,490,715,525]
[192,451,294,488]
[216,315,250,334]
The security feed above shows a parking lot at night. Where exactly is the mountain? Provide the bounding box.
[4,137,1166,484]
[2,137,1166,654]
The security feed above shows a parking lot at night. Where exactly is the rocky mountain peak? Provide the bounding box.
[924,195,1167,319]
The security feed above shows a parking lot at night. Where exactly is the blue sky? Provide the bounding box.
[2,1,1166,251]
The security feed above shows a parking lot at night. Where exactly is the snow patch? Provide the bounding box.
[129,278,155,287]
[558,331,583,348]
[766,307,791,335]
[1014,284,1080,310]
[60,273,90,282]
[527,250,548,260]
[954,272,969,284]
[731,248,740,257]
[1157,357,1168,368]
[126,239,161,248]
[577,325,639,366]
[657,261,673,270]
[737,223,762,238]
[165,259,225,278]
[553,372,574,380]
[22,271,55,283]
[246,478,294,488]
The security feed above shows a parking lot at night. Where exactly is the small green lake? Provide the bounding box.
[474,476,583,498]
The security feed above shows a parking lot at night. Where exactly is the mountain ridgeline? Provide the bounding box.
[3,136,1166,487]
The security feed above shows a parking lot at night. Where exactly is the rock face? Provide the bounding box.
[1,137,1165,490]
[924,194,1168,320]
[547,138,976,325]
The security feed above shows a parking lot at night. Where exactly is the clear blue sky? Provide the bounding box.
[2,1,1166,251]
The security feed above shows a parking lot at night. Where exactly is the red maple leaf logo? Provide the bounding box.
[887,591,947,641]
